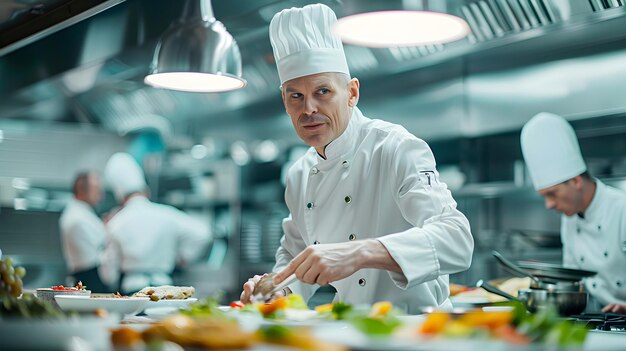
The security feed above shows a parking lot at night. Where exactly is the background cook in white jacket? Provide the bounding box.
[59,171,108,292]
[100,153,212,294]
[241,4,474,313]
[521,112,626,313]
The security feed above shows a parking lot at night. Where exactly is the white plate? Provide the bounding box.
[55,295,149,316]
[0,315,116,350]
[145,297,198,309]
[314,320,510,351]
[144,306,179,319]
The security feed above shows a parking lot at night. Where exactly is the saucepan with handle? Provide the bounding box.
[476,279,587,316]
[492,250,591,292]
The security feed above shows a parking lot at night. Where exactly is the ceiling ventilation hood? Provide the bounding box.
[1,0,626,142]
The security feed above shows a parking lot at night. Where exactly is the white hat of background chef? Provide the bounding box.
[521,112,587,190]
[104,152,147,202]
[269,3,350,84]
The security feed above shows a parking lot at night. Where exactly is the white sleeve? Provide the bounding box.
[377,136,474,289]
[62,221,98,271]
[274,214,319,301]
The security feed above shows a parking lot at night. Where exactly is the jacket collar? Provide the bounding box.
[317,106,363,162]
[582,178,604,222]
[70,197,95,212]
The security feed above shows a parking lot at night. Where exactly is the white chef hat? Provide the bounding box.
[269,3,350,85]
[521,112,587,190]
[104,152,147,202]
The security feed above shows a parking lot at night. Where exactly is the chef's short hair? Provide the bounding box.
[72,171,95,195]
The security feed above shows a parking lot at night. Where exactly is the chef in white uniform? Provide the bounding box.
[240,4,474,314]
[100,153,212,294]
[521,112,626,313]
[59,171,108,292]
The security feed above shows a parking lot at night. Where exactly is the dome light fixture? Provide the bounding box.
[145,0,246,93]
[336,10,470,48]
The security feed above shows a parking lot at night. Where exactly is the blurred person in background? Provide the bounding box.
[59,171,108,292]
[240,4,474,313]
[100,152,212,294]
[521,112,626,313]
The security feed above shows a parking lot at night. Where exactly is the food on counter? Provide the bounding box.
[110,326,143,347]
[36,281,91,307]
[180,295,226,318]
[133,285,195,301]
[316,300,403,336]
[51,281,87,291]
[0,293,66,319]
[0,256,25,298]
[229,301,245,309]
[449,283,475,296]
[417,302,588,347]
[257,325,347,351]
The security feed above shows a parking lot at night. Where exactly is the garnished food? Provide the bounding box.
[0,256,25,298]
[0,293,66,319]
[180,295,227,318]
[133,285,195,301]
[257,325,347,351]
[417,302,588,347]
[51,281,87,291]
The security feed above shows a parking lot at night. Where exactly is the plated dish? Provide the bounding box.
[55,295,149,316]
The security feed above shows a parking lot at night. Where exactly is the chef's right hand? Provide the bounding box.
[240,274,264,304]
[240,273,286,304]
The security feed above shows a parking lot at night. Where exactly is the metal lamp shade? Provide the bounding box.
[145,4,246,93]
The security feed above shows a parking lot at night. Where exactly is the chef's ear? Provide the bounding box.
[569,175,584,190]
[348,78,359,107]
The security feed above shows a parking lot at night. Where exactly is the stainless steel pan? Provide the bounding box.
[515,261,596,282]
[492,250,593,290]
[477,280,588,316]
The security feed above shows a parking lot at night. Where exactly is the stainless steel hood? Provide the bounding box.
[1,0,626,142]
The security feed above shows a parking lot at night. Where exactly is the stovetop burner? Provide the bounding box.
[567,313,626,332]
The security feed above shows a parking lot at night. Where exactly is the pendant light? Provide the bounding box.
[144,0,246,93]
[336,10,470,48]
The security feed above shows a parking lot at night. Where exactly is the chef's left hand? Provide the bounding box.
[602,303,626,314]
[274,241,365,286]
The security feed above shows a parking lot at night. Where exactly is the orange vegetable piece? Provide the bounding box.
[458,310,512,330]
[419,312,451,334]
[257,296,289,316]
[369,301,392,317]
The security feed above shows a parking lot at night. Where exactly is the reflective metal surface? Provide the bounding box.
[145,0,245,92]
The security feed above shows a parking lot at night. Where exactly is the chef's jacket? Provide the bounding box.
[100,196,211,294]
[59,198,106,273]
[561,179,626,306]
[275,107,474,314]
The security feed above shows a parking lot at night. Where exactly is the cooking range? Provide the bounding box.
[567,313,626,332]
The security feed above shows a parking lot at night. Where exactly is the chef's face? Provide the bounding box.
[281,72,359,157]
[85,174,103,207]
[538,178,584,216]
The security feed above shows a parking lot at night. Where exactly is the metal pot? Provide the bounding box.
[492,251,590,292]
[477,280,588,316]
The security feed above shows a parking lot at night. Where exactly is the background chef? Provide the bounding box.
[521,112,626,313]
[100,152,212,294]
[59,171,108,292]
[240,3,474,313]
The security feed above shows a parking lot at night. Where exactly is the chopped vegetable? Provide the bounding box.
[229,301,245,309]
